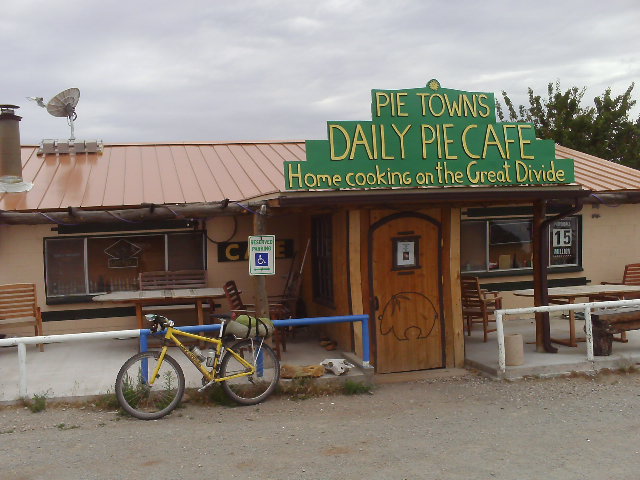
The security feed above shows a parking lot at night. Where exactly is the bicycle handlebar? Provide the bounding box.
[144,313,174,332]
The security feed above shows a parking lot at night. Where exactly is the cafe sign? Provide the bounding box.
[284,79,575,190]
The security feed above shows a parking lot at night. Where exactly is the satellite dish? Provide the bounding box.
[46,88,80,118]
[28,87,101,153]
[42,88,81,141]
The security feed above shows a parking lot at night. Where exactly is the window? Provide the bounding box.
[460,216,581,274]
[311,215,334,305]
[44,231,205,302]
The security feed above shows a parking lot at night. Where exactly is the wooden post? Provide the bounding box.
[532,200,556,353]
[348,209,364,358]
[252,204,270,318]
[444,207,464,368]
[532,201,545,352]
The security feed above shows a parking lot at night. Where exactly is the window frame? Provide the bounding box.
[44,230,206,304]
[311,214,335,307]
[460,215,582,276]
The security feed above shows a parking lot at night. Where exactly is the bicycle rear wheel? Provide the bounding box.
[220,339,280,405]
[115,351,185,420]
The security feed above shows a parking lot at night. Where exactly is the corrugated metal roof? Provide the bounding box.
[1,142,306,212]
[557,144,640,192]
[1,141,638,212]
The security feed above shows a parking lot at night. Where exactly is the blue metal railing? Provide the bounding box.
[139,315,370,366]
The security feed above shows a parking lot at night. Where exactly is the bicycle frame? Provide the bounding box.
[146,327,262,387]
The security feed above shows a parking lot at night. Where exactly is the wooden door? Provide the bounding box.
[369,211,444,373]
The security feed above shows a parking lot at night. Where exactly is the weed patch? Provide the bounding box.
[278,377,348,400]
[184,386,234,407]
[56,423,80,430]
[614,356,638,374]
[92,391,120,411]
[343,380,373,395]
[23,392,49,413]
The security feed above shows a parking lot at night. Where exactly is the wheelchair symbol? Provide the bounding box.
[255,253,269,266]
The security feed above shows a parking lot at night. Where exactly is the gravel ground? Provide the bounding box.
[2,371,640,480]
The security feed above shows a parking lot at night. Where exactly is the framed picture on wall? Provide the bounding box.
[393,236,420,270]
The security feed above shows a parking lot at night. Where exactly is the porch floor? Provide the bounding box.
[465,314,640,379]
[0,328,369,404]
[4,315,639,403]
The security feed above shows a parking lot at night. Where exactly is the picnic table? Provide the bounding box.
[93,288,225,329]
[513,284,640,347]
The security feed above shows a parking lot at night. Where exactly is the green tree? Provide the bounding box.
[496,81,640,169]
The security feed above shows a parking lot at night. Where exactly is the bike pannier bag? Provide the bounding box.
[224,315,274,338]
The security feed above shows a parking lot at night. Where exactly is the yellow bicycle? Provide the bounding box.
[115,314,280,420]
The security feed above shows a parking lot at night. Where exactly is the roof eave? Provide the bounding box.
[271,185,590,208]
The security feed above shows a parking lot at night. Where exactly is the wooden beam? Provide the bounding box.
[532,201,546,352]
[252,204,270,319]
[532,200,556,353]
[0,202,251,225]
[443,206,464,368]
[348,209,364,358]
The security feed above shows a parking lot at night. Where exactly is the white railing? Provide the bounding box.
[0,330,140,399]
[0,314,371,401]
[495,299,640,376]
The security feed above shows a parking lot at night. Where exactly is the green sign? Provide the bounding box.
[284,79,575,190]
[249,235,276,276]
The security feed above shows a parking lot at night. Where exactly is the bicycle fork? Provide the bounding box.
[142,347,170,385]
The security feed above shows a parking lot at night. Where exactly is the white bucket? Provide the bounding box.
[504,333,524,366]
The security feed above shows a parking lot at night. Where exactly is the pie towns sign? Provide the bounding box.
[284,79,575,190]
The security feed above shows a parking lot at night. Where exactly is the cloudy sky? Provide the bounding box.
[3,0,639,145]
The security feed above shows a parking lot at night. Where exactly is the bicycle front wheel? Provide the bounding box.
[115,351,185,420]
[220,339,280,405]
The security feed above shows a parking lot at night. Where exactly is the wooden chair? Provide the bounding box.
[267,239,309,337]
[269,240,311,318]
[602,263,640,288]
[460,275,502,342]
[0,283,44,351]
[222,280,288,358]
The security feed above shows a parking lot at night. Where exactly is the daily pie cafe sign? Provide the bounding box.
[284,80,574,190]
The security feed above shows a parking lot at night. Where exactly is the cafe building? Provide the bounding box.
[1,80,639,374]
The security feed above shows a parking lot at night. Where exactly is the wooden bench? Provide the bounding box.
[138,270,215,322]
[591,308,640,355]
[593,265,640,343]
[0,283,44,351]
[139,270,207,290]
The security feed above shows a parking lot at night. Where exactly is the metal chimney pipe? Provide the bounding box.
[0,105,32,192]
[0,105,23,183]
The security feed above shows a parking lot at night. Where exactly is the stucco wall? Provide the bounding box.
[0,213,303,336]
[205,214,301,308]
[484,202,640,311]
[1,202,636,337]
[581,202,640,283]
[0,223,49,295]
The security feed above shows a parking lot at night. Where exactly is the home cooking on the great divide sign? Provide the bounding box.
[283,79,575,190]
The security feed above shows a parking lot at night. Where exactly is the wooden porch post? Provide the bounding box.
[532,200,557,353]
[253,204,270,318]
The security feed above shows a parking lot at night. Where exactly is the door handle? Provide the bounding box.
[374,296,379,311]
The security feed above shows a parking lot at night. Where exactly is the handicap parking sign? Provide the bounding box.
[249,235,275,275]
[255,252,269,267]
